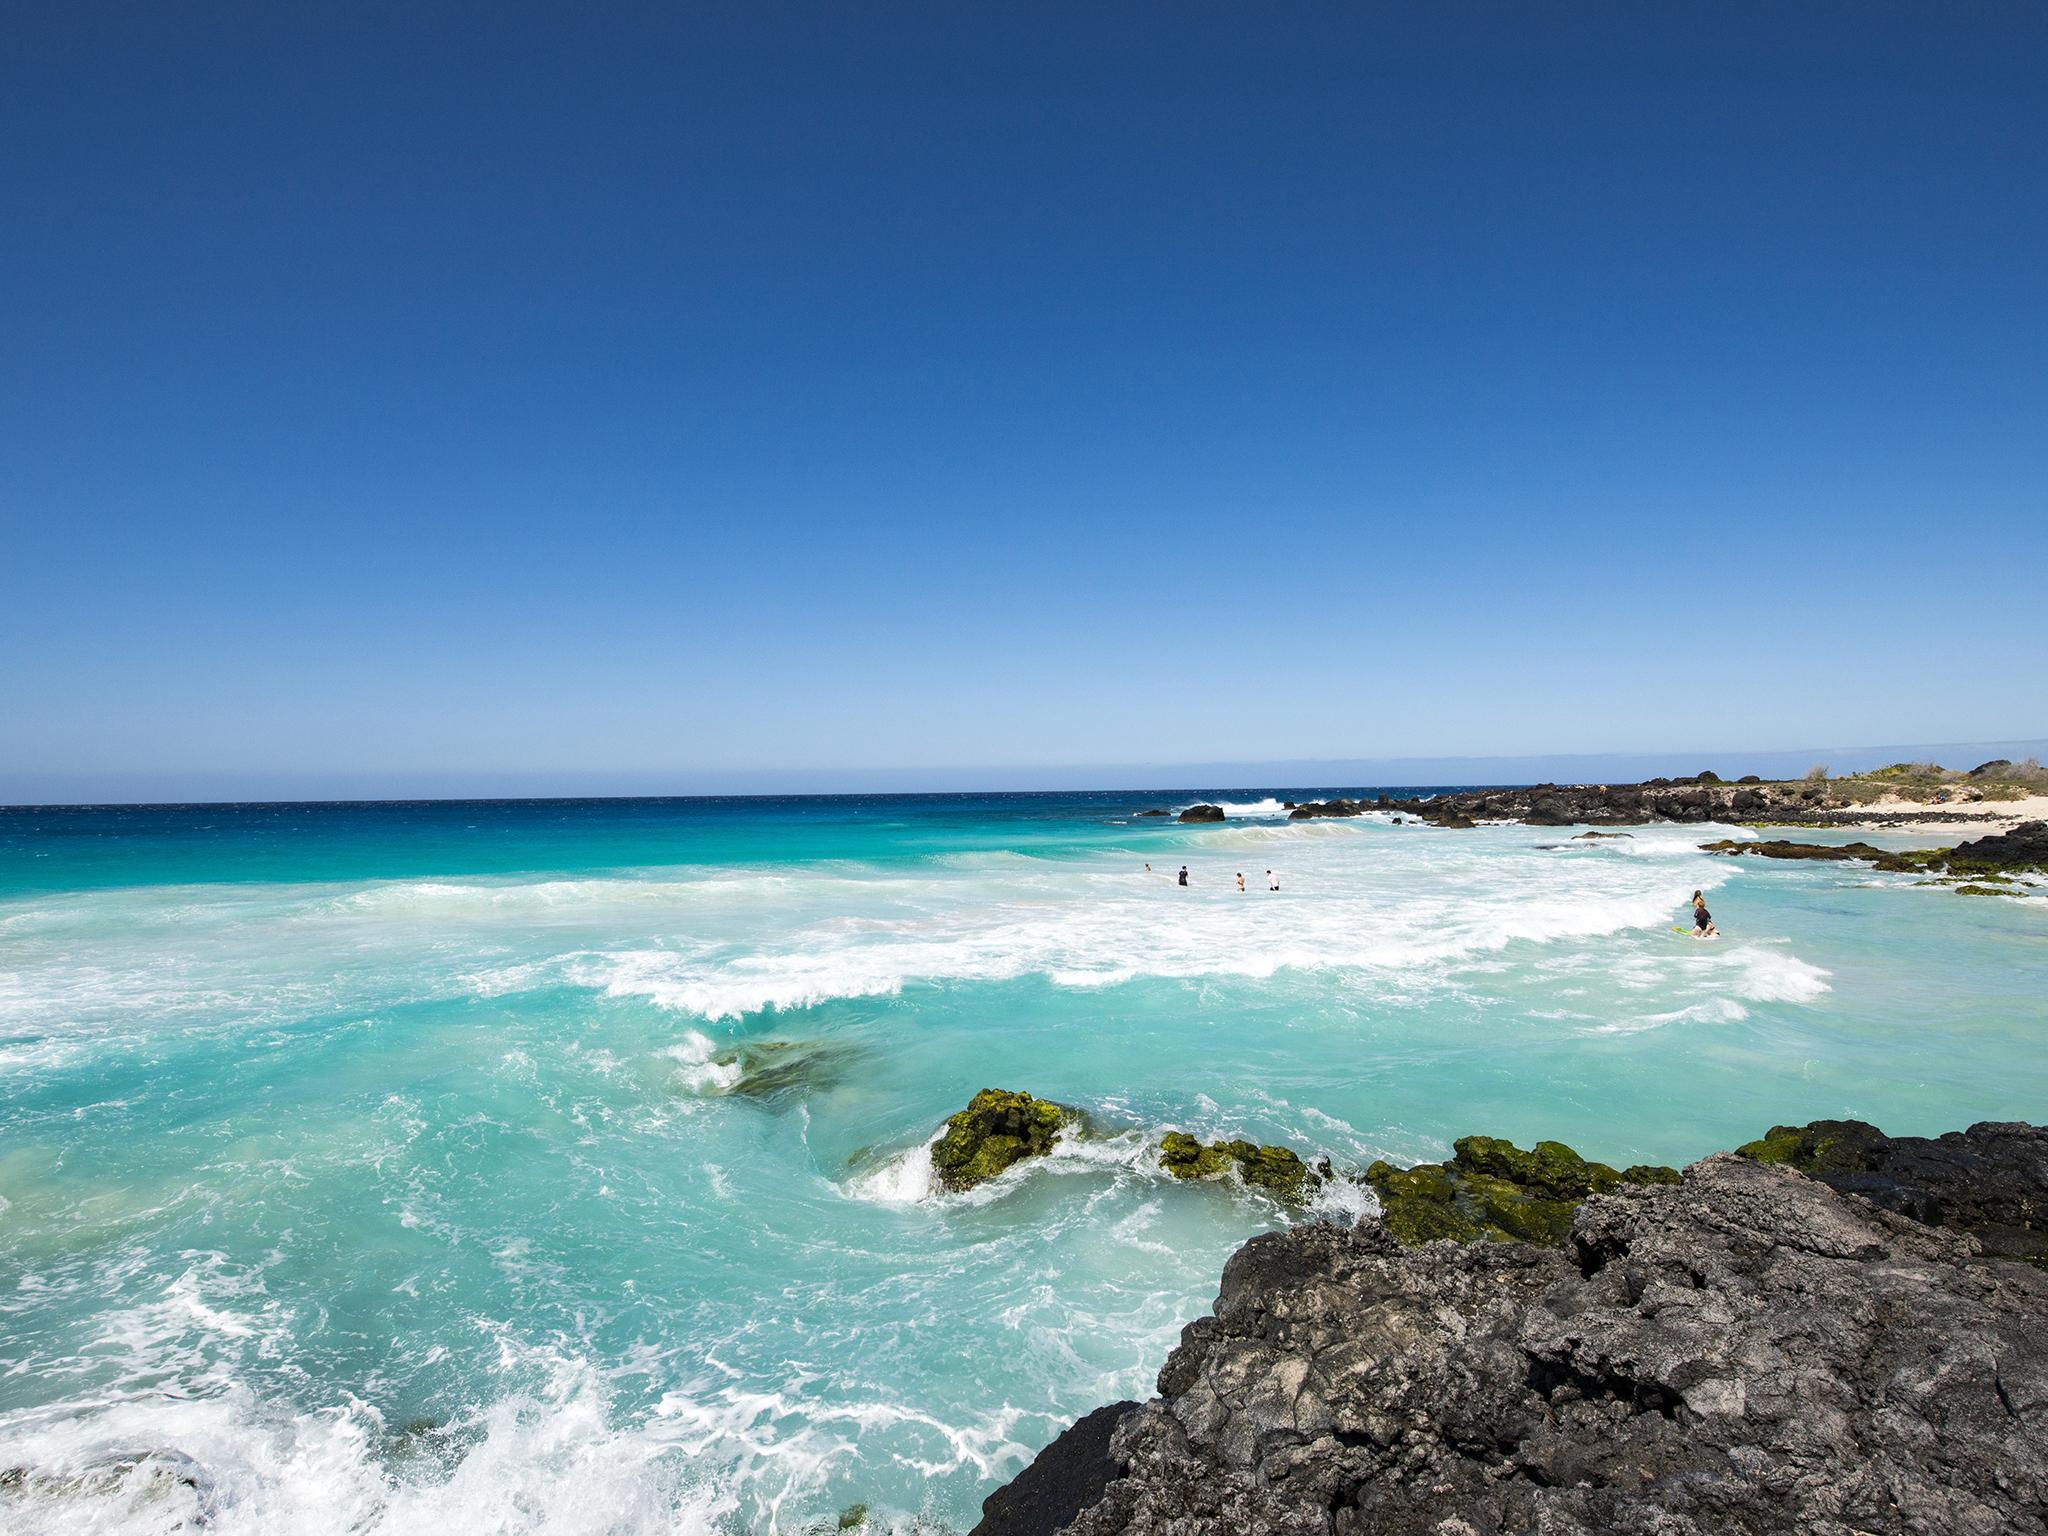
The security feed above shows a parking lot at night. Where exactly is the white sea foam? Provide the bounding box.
[660,1032,743,1096]
[0,1360,737,1536]
[1590,995,1753,1036]
[1306,1175,1379,1226]
[0,817,1778,1052]
[841,1128,943,1205]
[1720,946,1831,1003]
[1201,798,1292,819]
[480,830,1743,1023]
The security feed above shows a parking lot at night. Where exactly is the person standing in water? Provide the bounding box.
[1177,865,1189,887]
[1266,869,1279,891]
[1236,872,1246,892]
[1691,890,1719,938]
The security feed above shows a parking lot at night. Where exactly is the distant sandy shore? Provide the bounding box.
[1797,793,2048,837]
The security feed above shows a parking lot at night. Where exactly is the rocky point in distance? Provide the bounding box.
[1147,759,2048,833]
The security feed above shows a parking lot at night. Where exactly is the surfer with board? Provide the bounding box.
[1688,889,1719,939]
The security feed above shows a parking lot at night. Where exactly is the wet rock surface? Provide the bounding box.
[1178,804,1226,823]
[931,1089,1078,1192]
[1699,837,1924,871]
[1702,833,2046,884]
[1160,1132,1321,1203]
[979,1130,2048,1536]
[1286,799,1365,820]
[969,1400,1140,1536]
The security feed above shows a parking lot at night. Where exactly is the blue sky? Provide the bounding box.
[4,3,2045,799]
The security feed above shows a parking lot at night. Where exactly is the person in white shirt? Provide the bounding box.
[1266,869,1279,891]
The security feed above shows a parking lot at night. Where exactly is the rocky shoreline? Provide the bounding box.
[1147,761,2048,834]
[971,1119,2048,1536]
[1330,774,2011,830]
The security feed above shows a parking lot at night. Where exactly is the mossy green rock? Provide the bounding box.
[1366,1136,1678,1248]
[930,1088,1076,1192]
[1735,1119,1892,1174]
[1160,1131,1317,1202]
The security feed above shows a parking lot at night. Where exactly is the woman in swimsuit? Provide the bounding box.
[1691,890,1719,938]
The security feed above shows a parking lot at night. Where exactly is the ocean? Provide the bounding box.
[2,792,2043,1533]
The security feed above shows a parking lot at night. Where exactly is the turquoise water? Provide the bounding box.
[2,793,2044,1534]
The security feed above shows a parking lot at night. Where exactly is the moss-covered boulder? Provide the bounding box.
[1365,1136,1678,1247]
[1160,1132,1318,1202]
[931,1089,1077,1192]
[1735,1118,1895,1174]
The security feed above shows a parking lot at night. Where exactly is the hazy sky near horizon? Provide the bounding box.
[5,3,2045,796]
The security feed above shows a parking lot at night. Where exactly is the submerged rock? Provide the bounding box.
[1159,1132,1318,1202]
[715,1039,855,1101]
[1571,829,1633,840]
[981,1151,2048,1536]
[0,1450,219,1527]
[1364,1135,1677,1247]
[1178,804,1226,823]
[931,1089,1078,1192]
[1737,1118,2048,1266]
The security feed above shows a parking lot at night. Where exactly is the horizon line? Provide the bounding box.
[5,735,2043,810]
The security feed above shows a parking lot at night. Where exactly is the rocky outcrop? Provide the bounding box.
[969,1401,1139,1536]
[1699,836,1926,872]
[1399,776,1838,829]
[931,1089,1078,1192]
[1160,1132,1321,1203]
[1738,1118,2048,1265]
[1286,799,1364,820]
[980,1146,2048,1536]
[1364,1135,1677,1246]
[1948,819,2048,870]
[1179,805,1226,823]
[1703,833,2046,884]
